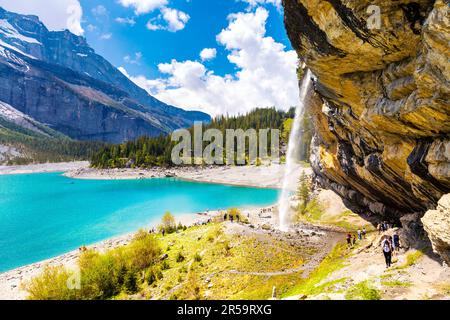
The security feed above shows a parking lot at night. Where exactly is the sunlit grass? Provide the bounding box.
[345,281,381,300]
[281,242,349,298]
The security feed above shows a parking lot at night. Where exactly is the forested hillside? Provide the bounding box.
[91,108,313,168]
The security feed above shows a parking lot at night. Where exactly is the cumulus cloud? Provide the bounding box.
[146,7,190,32]
[91,5,107,16]
[115,17,136,26]
[121,7,299,116]
[117,0,190,32]
[200,48,217,61]
[241,0,282,10]
[0,0,84,35]
[124,52,143,64]
[100,33,112,40]
[117,0,168,15]
[161,7,190,32]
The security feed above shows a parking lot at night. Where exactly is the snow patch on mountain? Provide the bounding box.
[0,19,41,44]
[0,38,36,59]
[0,101,48,136]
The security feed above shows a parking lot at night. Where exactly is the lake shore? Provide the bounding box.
[0,162,311,299]
[0,204,282,300]
[65,163,311,189]
[0,161,312,190]
[0,161,89,175]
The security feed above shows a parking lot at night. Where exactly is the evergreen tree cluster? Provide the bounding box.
[91,107,313,168]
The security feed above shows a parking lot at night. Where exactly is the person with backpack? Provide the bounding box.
[362,227,367,239]
[381,236,393,268]
[357,229,362,240]
[346,233,352,247]
[393,233,400,251]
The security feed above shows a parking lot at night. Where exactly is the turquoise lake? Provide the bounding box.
[0,172,279,272]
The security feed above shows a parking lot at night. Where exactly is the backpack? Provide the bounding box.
[382,240,391,253]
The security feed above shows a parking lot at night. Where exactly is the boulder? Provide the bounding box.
[422,194,450,264]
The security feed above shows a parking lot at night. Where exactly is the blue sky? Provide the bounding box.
[0,0,299,116]
[81,0,293,79]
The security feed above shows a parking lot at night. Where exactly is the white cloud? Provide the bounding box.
[241,0,282,10]
[121,8,299,116]
[146,20,163,31]
[161,7,190,32]
[146,7,190,32]
[118,0,168,15]
[124,52,143,64]
[200,48,217,61]
[87,24,97,32]
[100,33,112,40]
[91,5,107,16]
[0,0,84,35]
[115,17,136,26]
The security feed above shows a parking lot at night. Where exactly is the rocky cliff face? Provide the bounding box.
[0,7,210,143]
[283,1,449,258]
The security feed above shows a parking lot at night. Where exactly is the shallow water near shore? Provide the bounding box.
[0,172,279,272]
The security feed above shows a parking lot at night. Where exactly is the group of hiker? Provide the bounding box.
[346,227,367,247]
[346,223,402,268]
[223,212,240,223]
[377,221,394,234]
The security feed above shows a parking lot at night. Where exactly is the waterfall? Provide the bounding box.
[278,69,312,231]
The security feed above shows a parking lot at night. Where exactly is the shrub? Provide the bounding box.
[297,172,311,214]
[161,260,170,270]
[345,281,381,300]
[125,230,161,271]
[146,266,163,285]
[25,230,161,300]
[158,212,177,234]
[123,269,138,294]
[25,266,79,300]
[176,252,185,263]
[194,252,202,262]
[227,208,242,221]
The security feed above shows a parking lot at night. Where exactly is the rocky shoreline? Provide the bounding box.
[0,161,89,175]
[64,163,311,190]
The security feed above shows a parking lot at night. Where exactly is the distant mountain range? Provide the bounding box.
[0,7,210,148]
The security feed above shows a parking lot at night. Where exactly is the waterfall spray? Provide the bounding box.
[278,69,312,231]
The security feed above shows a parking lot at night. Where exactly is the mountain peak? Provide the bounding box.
[0,7,210,143]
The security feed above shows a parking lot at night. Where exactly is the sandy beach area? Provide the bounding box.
[0,161,89,175]
[64,163,311,189]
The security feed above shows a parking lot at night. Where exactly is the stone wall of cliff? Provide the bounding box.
[283,0,449,258]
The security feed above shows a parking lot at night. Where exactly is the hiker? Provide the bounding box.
[352,234,357,246]
[393,233,400,251]
[230,214,234,223]
[357,229,362,241]
[346,233,352,247]
[236,214,240,223]
[362,227,367,239]
[377,223,382,234]
[381,236,393,268]
[162,228,165,237]
[224,213,228,221]
[390,235,396,253]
